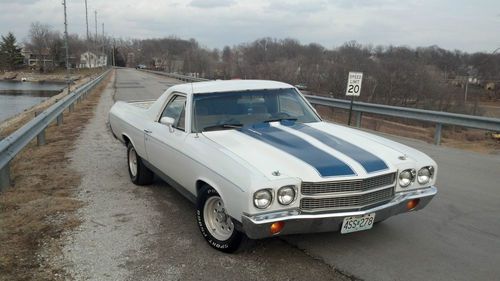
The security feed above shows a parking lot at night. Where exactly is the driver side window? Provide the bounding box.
[161,95,186,131]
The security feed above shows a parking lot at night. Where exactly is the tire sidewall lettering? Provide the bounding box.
[196,185,240,252]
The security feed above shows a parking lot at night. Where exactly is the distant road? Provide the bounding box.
[113,68,179,101]
[114,68,500,281]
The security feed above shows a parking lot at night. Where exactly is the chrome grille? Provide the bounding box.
[301,173,395,195]
[300,187,394,212]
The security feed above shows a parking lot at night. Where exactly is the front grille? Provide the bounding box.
[301,173,395,195]
[300,187,394,212]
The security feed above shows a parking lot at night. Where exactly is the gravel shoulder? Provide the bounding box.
[58,70,350,281]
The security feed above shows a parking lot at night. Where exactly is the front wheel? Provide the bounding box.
[196,185,243,253]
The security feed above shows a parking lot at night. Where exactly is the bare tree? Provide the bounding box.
[27,22,53,71]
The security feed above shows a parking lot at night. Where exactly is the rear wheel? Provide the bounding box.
[196,185,243,253]
[127,143,153,185]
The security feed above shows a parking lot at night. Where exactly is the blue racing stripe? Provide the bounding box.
[240,124,355,177]
[291,124,388,173]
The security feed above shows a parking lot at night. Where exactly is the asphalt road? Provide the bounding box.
[112,68,500,281]
[114,68,180,101]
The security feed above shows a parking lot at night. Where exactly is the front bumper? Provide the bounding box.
[242,186,437,239]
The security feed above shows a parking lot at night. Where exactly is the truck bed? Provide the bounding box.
[128,100,155,109]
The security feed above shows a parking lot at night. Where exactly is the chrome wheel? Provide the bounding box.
[128,147,138,177]
[203,196,234,241]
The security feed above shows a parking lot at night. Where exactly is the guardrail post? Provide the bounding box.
[355,111,362,127]
[0,162,10,191]
[34,111,46,146]
[434,123,442,145]
[69,103,74,112]
[57,114,63,126]
[37,129,46,146]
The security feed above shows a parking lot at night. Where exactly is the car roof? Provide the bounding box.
[168,79,295,95]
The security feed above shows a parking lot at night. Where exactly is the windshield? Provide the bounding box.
[192,88,320,132]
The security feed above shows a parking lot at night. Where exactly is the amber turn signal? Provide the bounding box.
[270,221,285,235]
[406,198,420,210]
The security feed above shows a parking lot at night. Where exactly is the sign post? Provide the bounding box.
[346,71,363,126]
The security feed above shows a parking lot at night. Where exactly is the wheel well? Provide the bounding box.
[196,180,209,196]
[122,135,131,146]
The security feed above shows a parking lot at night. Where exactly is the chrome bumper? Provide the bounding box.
[242,186,437,239]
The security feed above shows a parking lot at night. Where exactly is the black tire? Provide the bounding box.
[127,142,154,185]
[196,185,243,253]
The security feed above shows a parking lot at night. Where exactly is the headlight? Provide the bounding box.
[253,189,273,209]
[399,169,415,187]
[277,186,296,205]
[417,166,433,184]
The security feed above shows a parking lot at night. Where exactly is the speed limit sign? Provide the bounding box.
[346,72,363,96]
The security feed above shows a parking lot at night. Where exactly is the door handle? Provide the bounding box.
[144,129,152,134]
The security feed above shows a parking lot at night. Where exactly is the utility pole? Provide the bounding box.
[85,0,90,68]
[464,77,469,103]
[94,10,98,51]
[112,38,116,67]
[85,0,89,40]
[62,0,70,92]
[102,22,105,66]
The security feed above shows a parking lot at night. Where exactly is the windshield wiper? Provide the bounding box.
[263,117,298,123]
[202,123,243,132]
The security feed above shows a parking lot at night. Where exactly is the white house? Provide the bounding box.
[79,51,107,68]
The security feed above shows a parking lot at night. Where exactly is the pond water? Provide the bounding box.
[0,81,66,123]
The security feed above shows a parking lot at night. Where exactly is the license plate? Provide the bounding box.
[341,213,376,234]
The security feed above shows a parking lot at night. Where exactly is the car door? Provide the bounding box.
[144,94,191,188]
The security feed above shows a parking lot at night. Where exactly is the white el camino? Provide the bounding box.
[109,80,437,252]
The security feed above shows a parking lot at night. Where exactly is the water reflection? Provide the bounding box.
[0,80,65,94]
[0,81,66,123]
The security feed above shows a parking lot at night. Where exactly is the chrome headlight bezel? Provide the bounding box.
[277,185,297,205]
[417,166,434,184]
[253,189,273,209]
[399,169,416,187]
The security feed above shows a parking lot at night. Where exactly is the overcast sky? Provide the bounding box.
[0,0,499,52]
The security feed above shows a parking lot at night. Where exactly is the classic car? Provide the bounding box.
[108,79,437,253]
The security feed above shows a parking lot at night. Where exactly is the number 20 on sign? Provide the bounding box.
[346,72,363,96]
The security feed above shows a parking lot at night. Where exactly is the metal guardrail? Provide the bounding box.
[0,69,111,190]
[144,70,500,145]
[305,95,500,145]
[142,69,209,82]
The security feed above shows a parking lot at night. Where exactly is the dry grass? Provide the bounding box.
[1,68,102,82]
[0,71,112,281]
[316,106,500,155]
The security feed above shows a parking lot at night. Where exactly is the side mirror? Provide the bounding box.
[160,116,175,126]
[160,117,175,132]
